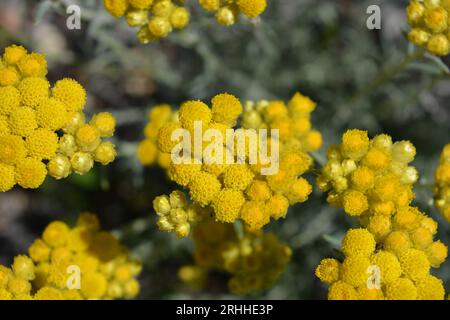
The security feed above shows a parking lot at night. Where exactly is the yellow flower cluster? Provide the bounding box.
[316,228,446,300]
[179,220,292,294]
[434,143,450,221]
[317,130,417,218]
[103,0,190,43]
[315,130,448,300]
[242,92,323,153]
[153,190,210,237]
[153,93,317,232]
[0,44,116,192]
[137,104,177,168]
[198,0,267,26]
[406,0,450,56]
[0,213,141,300]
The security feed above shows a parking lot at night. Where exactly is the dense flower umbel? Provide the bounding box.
[317,130,417,219]
[315,228,447,300]
[0,45,116,192]
[0,213,141,300]
[179,220,291,294]
[198,0,267,26]
[103,0,190,44]
[406,0,450,56]
[315,130,448,300]
[150,93,318,233]
[434,143,450,221]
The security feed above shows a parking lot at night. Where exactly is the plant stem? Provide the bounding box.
[349,50,426,105]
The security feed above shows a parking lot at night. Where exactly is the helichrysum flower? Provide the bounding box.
[198,0,267,26]
[149,93,319,232]
[0,213,141,300]
[0,44,117,191]
[406,0,450,56]
[434,143,450,222]
[179,220,291,294]
[103,0,190,43]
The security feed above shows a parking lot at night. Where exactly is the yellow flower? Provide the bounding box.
[211,93,243,127]
[327,281,357,300]
[157,122,182,153]
[370,251,401,284]
[341,255,371,287]
[75,124,101,152]
[199,0,220,12]
[103,0,128,17]
[170,7,190,29]
[70,152,94,175]
[34,287,63,300]
[240,201,270,231]
[416,274,445,300]
[137,139,158,165]
[0,163,15,192]
[17,53,47,77]
[94,141,116,165]
[426,240,448,268]
[25,128,58,160]
[28,239,51,262]
[15,157,47,188]
[168,162,202,186]
[383,231,412,256]
[3,45,27,65]
[90,112,116,137]
[52,78,86,111]
[18,77,49,108]
[385,278,417,300]
[0,134,27,165]
[223,164,255,191]
[315,258,340,284]
[179,100,212,132]
[81,272,108,299]
[12,255,35,281]
[188,172,222,206]
[7,276,31,296]
[342,190,369,216]
[212,188,245,223]
[236,0,267,18]
[129,0,153,10]
[0,86,20,116]
[341,228,376,257]
[341,129,370,160]
[0,66,19,86]
[35,98,68,130]
[398,248,430,281]
[43,221,70,247]
[47,155,71,180]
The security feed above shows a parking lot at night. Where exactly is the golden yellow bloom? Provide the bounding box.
[90,112,116,137]
[327,281,357,300]
[341,228,376,257]
[15,157,47,189]
[3,45,27,65]
[17,53,47,78]
[103,0,128,17]
[18,77,49,108]
[0,163,16,192]
[25,128,58,160]
[35,98,68,130]
[236,0,267,18]
[0,66,19,86]
[315,258,340,284]
[212,188,245,223]
[52,78,86,111]
[188,172,222,206]
[0,86,20,115]
[370,250,401,284]
[385,278,417,300]
[0,134,27,165]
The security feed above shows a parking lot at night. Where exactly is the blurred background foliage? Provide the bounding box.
[0,0,449,299]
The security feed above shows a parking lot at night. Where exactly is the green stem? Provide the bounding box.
[349,50,426,105]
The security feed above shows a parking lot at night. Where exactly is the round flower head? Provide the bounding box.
[75,124,101,152]
[315,258,340,284]
[71,152,94,175]
[341,129,370,160]
[188,171,222,206]
[28,239,51,262]
[81,272,108,299]
[0,66,19,86]
[8,106,38,137]
[341,228,376,257]
[0,134,27,165]
[157,122,182,153]
[399,248,430,281]
[103,0,128,17]
[237,0,267,18]
[35,98,68,130]
[416,274,445,300]
[15,157,47,188]
[0,163,15,192]
[385,278,417,300]
[168,162,202,187]
[0,86,20,115]
[25,128,58,160]
[129,0,153,10]
[341,255,371,287]
[212,188,245,223]
[211,93,243,127]
[3,45,27,65]
[342,190,369,216]
[426,240,448,268]
[52,78,86,111]
[18,77,49,108]
[90,112,116,137]
[148,17,172,38]
[370,251,401,284]
[17,53,47,77]
[47,155,71,180]
[94,141,116,165]
[223,164,255,191]
[179,100,212,132]
[170,7,190,29]
[327,281,357,300]
[137,140,158,165]
[240,201,270,231]
[285,178,312,204]
[12,255,35,280]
